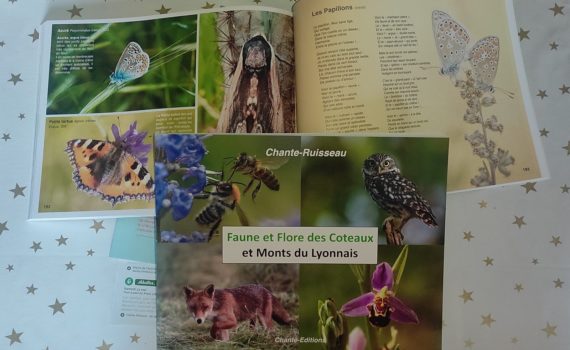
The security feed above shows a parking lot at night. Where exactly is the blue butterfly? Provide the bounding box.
[432,10,470,80]
[110,42,150,85]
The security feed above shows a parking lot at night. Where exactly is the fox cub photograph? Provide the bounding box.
[184,284,294,341]
[157,243,298,349]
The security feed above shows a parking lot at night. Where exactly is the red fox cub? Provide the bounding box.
[183,283,293,341]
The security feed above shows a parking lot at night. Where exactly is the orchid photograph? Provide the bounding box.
[299,245,443,350]
[38,113,156,212]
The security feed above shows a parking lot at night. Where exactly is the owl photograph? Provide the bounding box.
[362,153,438,245]
[301,136,448,245]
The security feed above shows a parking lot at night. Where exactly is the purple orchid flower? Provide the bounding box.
[341,262,419,327]
[112,122,151,166]
[347,327,366,350]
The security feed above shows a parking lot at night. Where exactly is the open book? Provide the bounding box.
[30,0,546,219]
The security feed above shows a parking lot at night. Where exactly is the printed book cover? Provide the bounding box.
[155,134,447,350]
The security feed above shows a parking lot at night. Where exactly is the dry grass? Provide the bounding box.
[157,243,299,349]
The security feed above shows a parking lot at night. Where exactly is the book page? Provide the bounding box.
[29,6,295,219]
[293,0,544,191]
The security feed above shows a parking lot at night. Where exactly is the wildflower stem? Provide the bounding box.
[155,20,172,106]
[355,264,380,350]
[476,99,496,184]
[80,84,121,114]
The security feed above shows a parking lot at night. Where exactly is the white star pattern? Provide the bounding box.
[0,1,569,349]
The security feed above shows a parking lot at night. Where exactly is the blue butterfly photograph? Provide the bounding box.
[430,9,516,188]
[46,15,197,114]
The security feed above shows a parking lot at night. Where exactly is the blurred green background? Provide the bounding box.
[39,113,156,212]
[47,15,197,114]
[196,13,225,132]
[157,243,298,350]
[299,245,444,350]
[158,135,302,239]
[301,136,448,245]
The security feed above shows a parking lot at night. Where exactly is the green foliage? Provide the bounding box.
[391,245,409,295]
[197,13,225,132]
[318,299,348,350]
[47,15,197,114]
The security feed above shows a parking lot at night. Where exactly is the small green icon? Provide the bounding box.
[135,279,157,286]
[125,277,134,285]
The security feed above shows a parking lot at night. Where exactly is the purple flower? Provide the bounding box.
[154,135,209,221]
[112,122,151,166]
[154,171,202,221]
[155,134,206,164]
[171,186,193,221]
[341,262,419,327]
[154,162,168,209]
[347,327,366,350]
[182,165,207,194]
[160,230,206,243]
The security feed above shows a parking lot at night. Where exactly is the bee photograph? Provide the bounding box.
[196,10,296,133]
[155,134,301,243]
[38,113,157,213]
[46,15,197,115]
[298,245,444,350]
[301,136,448,245]
[157,243,299,349]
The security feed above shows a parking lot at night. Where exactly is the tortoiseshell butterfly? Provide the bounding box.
[65,136,154,206]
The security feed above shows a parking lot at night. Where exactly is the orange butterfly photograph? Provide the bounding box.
[39,113,156,213]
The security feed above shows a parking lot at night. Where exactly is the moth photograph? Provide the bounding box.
[46,14,197,114]
[197,10,296,133]
[301,136,448,245]
[38,113,156,213]
[157,243,298,349]
[154,134,301,243]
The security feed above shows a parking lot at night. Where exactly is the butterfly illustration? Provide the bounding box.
[109,42,150,85]
[432,10,470,79]
[65,123,154,206]
[468,36,500,92]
